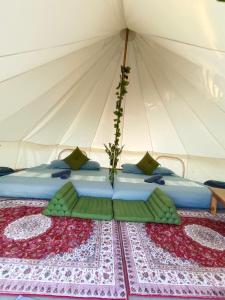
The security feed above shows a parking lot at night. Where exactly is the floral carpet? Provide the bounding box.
[0,199,126,299]
[1,199,225,299]
[120,210,225,299]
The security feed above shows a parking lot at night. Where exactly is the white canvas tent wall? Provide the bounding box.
[0,0,225,182]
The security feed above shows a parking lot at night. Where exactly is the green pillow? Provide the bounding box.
[136,152,159,175]
[63,147,89,170]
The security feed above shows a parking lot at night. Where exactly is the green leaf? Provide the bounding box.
[104,64,130,181]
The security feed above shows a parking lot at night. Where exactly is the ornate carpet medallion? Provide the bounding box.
[4,214,52,240]
[184,224,225,251]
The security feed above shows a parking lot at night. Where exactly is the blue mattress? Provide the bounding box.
[113,171,212,209]
[0,165,113,199]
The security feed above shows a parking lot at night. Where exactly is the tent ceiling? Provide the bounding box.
[0,0,225,179]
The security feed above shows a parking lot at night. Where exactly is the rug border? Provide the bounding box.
[118,216,225,300]
[0,291,126,300]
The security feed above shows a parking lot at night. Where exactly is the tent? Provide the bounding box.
[0,0,225,182]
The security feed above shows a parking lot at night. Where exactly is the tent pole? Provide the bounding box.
[122,28,129,67]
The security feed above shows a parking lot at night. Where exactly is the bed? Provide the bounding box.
[0,164,113,199]
[113,156,212,209]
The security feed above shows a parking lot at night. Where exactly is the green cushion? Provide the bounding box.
[43,209,73,217]
[146,188,181,225]
[113,188,181,225]
[113,200,155,222]
[63,147,89,170]
[43,182,78,217]
[136,152,159,175]
[71,197,113,220]
[53,181,75,200]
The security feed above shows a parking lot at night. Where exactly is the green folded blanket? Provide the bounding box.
[43,182,78,217]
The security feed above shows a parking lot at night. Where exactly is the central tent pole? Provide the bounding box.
[123,28,129,67]
[104,28,131,184]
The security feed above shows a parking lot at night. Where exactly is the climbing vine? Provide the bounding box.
[104,65,131,183]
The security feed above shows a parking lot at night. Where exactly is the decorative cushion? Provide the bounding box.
[146,188,181,225]
[63,147,89,170]
[80,160,100,170]
[121,163,144,174]
[121,164,174,176]
[204,180,225,189]
[43,182,78,217]
[71,197,113,220]
[136,152,159,175]
[113,188,180,224]
[50,160,70,169]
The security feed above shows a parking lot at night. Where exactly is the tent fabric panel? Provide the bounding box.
[0,0,125,56]
[123,0,225,51]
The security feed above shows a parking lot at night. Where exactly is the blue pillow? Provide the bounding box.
[80,160,100,170]
[50,160,100,171]
[152,166,174,176]
[50,160,70,169]
[122,164,174,176]
[121,163,144,174]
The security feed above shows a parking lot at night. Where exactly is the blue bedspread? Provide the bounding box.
[113,171,212,209]
[0,165,113,199]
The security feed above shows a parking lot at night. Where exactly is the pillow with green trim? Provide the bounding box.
[136,152,159,175]
[63,147,89,170]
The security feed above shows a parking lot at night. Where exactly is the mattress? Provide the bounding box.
[113,170,212,209]
[0,165,113,199]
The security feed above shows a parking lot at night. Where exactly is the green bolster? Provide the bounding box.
[52,210,71,217]
[146,201,163,220]
[153,217,168,223]
[147,199,164,218]
[165,211,172,218]
[147,209,155,221]
[54,189,78,209]
[42,208,51,216]
[164,218,175,224]
[45,202,55,210]
[62,196,77,211]
[169,206,176,213]
[174,217,181,225]
[150,194,170,213]
[167,216,181,224]
[43,207,72,217]
[54,182,74,199]
[56,187,78,205]
[154,188,176,209]
[165,210,178,219]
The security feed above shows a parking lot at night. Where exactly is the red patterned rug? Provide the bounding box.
[120,210,225,299]
[0,199,126,299]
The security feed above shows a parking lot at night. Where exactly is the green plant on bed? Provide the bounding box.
[104,65,131,184]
